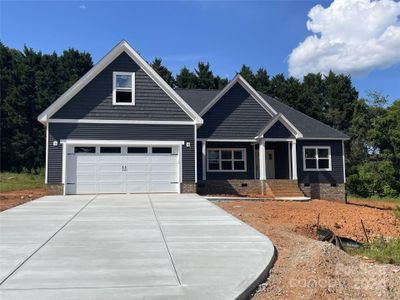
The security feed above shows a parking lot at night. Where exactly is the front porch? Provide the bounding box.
[198,139,298,182]
[196,139,303,197]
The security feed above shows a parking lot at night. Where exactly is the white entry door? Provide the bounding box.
[65,145,180,194]
[265,149,275,179]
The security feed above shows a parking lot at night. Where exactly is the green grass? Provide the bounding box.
[348,237,400,265]
[348,195,400,203]
[0,171,45,193]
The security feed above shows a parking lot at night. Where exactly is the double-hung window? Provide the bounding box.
[207,149,246,172]
[113,72,135,105]
[303,146,331,171]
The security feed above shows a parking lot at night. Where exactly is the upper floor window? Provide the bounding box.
[113,72,135,105]
[303,146,331,171]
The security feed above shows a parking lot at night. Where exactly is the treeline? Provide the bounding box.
[0,43,399,197]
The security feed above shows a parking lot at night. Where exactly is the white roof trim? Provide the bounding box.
[255,113,303,139]
[38,40,203,125]
[199,75,277,117]
[48,119,195,125]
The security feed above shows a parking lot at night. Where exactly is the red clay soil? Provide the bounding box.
[218,199,399,242]
[0,188,48,211]
[217,200,400,300]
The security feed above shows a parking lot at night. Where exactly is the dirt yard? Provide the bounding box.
[0,188,47,211]
[217,199,400,300]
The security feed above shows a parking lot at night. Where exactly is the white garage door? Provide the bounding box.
[65,145,180,194]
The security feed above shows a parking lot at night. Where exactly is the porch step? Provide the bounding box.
[266,179,306,198]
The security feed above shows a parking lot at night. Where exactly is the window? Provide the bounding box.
[113,72,135,105]
[303,146,331,171]
[128,147,148,154]
[152,147,172,154]
[74,147,95,153]
[207,149,246,172]
[100,147,121,153]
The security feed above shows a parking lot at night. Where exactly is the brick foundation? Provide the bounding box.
[46,184,63,195]
[181,182,197,193]
[299,183,346,203]
[197,180,272,196]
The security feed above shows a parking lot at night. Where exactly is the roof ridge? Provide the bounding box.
[257,91,348,138]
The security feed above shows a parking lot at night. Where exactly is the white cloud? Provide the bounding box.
[79,4,87,10]
[288,0,400,78]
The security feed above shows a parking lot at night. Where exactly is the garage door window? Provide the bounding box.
[100,147,121,153]
[152,147,172,154]
[74,147,96,153]
[128,147,148,154]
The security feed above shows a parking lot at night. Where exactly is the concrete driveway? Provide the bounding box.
[0,194,274,299]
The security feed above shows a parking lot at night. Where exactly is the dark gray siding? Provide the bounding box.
[198,83,272,139]
[47,123,195,184]
[52,52,191,121]
[197,142,255,180]
[296,140,344,184]
[264,121,294,139]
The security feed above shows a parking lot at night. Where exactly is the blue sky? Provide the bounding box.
[1,0,399,101]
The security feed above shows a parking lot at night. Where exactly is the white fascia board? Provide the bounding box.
[38,40,203,125]
[60,139,185,146]
[122,42,203,124]
[197,138,256,142]
[48,119,195,125]
[255,113,303,139]
[298,137,350,141]
[199,75,277,117]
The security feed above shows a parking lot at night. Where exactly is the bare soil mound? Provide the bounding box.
[217,200,400,300]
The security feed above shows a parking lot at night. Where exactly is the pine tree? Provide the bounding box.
[176,67,197,88]
[195,62,215,89]
[151,58,175,87]
[238,65,255,86]
[254,68,270,94]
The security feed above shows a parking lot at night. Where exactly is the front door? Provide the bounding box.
[265,149,275,179]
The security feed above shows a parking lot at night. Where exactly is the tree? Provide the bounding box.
[254,68,270,94]
[299,73,325,121]
[238,65,255,86]
[151,58,175,87]
[323,71,358,132]
[195,62,215,89]
[176,66,197,88]
[0,43,93,172]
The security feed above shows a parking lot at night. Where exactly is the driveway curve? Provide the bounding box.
[0,194,274,299]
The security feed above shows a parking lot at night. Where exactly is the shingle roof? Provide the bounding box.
[175,88,349,139]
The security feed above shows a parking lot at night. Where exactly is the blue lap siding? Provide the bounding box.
[296,140,344,184]
[198,83,272,139]
[47,123,195,184]
[52,52,191,121]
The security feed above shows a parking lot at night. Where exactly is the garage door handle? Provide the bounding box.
[170,182,179,184]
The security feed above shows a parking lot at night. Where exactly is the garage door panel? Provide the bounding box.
[150,173,177,181]
[125,163,149,173]
[126,183,149,193]
[150,155,178,163]
[150,164,177,173]
[98,183,125,194]
[150,182,178,193]
[75,183,97,194]
[77,156,97,163]
[67,144,180,195]
[126,156,151,163]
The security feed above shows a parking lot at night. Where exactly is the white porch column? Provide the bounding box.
[291,140,298,180]
[259,140,266,180]
[288,142,292,179]
[202,141,206,180]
